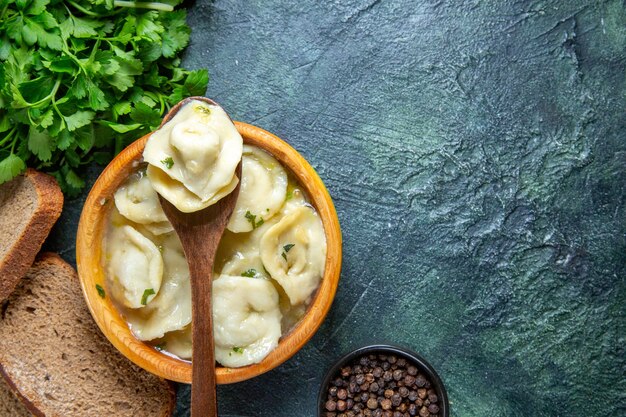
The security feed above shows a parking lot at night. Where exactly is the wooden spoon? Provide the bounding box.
[157,97,242,417]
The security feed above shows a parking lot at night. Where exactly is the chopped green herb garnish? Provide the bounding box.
[96,284,106,299]
[241,269,257,278]
[195,105,211,115]
[161,157,174,169]
[281,243,295,261]
[245,211,264,229]
[286,189,294,200]
[155,342,167,351]
[141,288,156,305]
[232,346,244,354]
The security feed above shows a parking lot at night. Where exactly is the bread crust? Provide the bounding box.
[0,253,176,417]
[0,169,63,303]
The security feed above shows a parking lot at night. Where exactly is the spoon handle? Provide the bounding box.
[189,244,218,417]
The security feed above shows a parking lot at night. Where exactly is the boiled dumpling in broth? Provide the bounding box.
[143,100,242,213]
[125,233,192,341]
[107,225,163,309]
[114,173,173,235]
[260,206,326,305]
[145,164,238,213]
[213,275,282,367]
[114,172,168,224]
[215,212,281,278]
[227,145,288,233]
[159,326,192,360]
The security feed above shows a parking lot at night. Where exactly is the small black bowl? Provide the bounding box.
[318,344,449,416]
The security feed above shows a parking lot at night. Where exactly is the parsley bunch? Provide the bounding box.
[0,0,208,195]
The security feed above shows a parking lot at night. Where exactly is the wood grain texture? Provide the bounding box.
[157,94,243,417]
[76,120,342,384]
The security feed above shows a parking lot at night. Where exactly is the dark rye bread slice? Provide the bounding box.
[0,169,63,302]
[0,376,30,417]
[0,253,175,417]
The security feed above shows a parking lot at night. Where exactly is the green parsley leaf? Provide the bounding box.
[161,10,190,58]
[0,0,208,192]
[183,69,209,96]
[0,154,26,183]
[95,284,106,299]
[27,127,53,162]
[161,157,174,169]
[244,211,265,229]
[65,110,95,132]
[241,269,257,278]
[281,243,295,261]
[232,346,244,354]
[155,342,167,351]
[141,288,156,305]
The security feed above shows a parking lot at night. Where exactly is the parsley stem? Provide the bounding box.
[66,0,101,17]
[113,1,175,11]
[0,127,17,148]
[10,135,18,154]
[0,4,9,21]
[19,77,62,109]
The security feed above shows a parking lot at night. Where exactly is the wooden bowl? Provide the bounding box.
[76,120,342,384]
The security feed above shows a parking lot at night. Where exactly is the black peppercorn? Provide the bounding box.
[336,388,347,400]
[326,400,337,411]
[367,398,378,410]
[337,400,347,411]
[323,353,441,417]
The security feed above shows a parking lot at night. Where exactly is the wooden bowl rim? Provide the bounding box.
[76,120,342,384]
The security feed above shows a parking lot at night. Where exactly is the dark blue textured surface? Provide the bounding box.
[47,0,626,415]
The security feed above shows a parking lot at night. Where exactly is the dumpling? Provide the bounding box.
[215,214,280,278]
[143,100,242,213]
[213,275,282,367]
[125,232,191,341]
[107,225,163,309]
[146,164,238,213]
[260,206,326,305]
[114,172,173,235]
[227,145,288,233]
[159,326,192,360]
